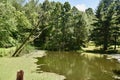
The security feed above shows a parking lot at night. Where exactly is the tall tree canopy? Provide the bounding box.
[0,1,31,48]
[0,0,119,53]
[91,0,120,51]
[33,1,88,51]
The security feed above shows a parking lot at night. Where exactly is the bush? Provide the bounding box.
[0,44,35,57]
[0,47,16,57]
[19,45,35,56]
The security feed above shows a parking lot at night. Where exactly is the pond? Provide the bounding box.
[36,52,120,80]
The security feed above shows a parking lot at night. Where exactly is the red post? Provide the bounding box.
[16,70,24,80]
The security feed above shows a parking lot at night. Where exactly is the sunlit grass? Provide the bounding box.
[0,47,16,57]
[0,45,119,80]
[0,45,35,57]
[81,45,120,60]
[0,51,65,80]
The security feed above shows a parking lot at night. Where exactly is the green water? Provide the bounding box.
[36,52,120,80]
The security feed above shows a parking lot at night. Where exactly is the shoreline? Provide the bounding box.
[107,54,120,63]
[0,50,66,80]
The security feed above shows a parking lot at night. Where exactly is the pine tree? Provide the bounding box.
[91,0,120,51]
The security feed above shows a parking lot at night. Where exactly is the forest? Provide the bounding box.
[0,0,120,56]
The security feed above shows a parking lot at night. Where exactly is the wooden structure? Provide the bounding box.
[16,70,24,80]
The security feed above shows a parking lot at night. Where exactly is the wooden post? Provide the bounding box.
[16,70,24,80]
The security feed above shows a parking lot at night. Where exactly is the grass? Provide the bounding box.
[0,45,35,57]
[0,44,119,80]
[0,51,65,80]
[0,47,16,57]
[80,45,120,60]
[83,45,120,54]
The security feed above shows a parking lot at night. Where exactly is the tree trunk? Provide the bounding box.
[103,35,108,51]
[103,43,108,51]
[12,32,33,57]
[12,25,49,57]
[114,35,117,50]
[12,20,40,57]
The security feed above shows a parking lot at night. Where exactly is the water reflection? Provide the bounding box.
[36,52,120,80]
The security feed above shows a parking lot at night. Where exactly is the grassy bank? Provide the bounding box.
[0,47,16,57]
[0,51,65,80]
[0,45,35,57]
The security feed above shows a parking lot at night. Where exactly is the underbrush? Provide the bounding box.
[0,45,35,57]
[0,47,16,57]
[19,45,35,56]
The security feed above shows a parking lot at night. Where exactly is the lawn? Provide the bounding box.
[0,50,65,80]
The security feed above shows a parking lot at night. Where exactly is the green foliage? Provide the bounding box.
[0,3,17,47]
[19,44,35,56]
[0,0,119,53]
[34,1,88,51]
[91,0,120,51]
[0,47,16,57]
[85,8,96,40]
[15,11,32,42]
[0,2,31,48]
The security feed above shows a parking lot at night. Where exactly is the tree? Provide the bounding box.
[23,0,39,25]
[43,2,63,50]
[85,8,95,41]
[60,2,72,50]
[34,0,52,48]
[15,11,32,42]
[71,7,87,49]
[110,0,120,50]
[0,3,17,47]
[91,0,119,51]
[0,2,31,48]
[41,2,88,51]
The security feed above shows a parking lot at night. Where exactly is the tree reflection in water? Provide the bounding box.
[36,52,120,80]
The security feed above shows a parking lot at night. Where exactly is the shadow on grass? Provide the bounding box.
[85,49,119,54]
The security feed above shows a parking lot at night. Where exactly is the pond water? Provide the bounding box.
[36,52,120,80]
